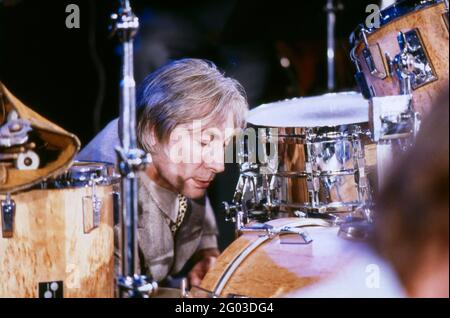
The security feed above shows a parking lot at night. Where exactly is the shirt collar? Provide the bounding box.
[138,171,179,223]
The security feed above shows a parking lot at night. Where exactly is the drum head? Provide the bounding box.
[247,92,368,128]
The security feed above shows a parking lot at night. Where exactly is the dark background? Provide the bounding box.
[0,0,373,250]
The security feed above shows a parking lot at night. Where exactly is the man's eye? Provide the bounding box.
[201,135,214,147]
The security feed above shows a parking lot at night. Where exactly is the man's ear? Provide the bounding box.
[148,128,158,147]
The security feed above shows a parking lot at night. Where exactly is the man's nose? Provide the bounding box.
[206,159,225,174]
[204,143,225,173]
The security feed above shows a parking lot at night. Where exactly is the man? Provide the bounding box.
[78,58,248,287]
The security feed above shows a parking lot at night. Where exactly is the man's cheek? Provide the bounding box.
[203,140,224,164]
[191,144,203,164]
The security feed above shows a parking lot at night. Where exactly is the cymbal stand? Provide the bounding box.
[111,0,155,298]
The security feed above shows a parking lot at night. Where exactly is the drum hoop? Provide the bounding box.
[259,126,367,143]
[39,160,121,189]
[350,0,444,48]
[272,169,356,177]
[276,201,362,214]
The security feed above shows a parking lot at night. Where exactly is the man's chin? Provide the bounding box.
[183,187,207,199]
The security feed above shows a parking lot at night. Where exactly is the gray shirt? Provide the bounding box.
[77,119,219,281]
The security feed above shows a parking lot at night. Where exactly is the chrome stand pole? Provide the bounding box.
[111,0,155,298]
[325,0,343,91]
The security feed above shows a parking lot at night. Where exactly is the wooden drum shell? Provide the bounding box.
[353,2,449,116]
[200,218,364,298]
[0,184,115,298]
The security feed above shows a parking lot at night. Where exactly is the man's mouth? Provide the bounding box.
[192,178,212,188]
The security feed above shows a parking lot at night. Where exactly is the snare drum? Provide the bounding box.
[0,161,119,298]
[200,218,364,298]
[350,0,449,115]
[239,92,373,219]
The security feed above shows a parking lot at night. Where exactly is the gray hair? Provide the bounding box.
[136,58,248,153]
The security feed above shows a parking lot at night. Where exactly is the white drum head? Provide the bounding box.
[247,92,369,128]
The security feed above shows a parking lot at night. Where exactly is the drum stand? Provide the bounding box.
[325,0,343,91]
[111,0,156,298]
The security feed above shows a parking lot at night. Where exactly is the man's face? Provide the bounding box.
[149,113,235,199]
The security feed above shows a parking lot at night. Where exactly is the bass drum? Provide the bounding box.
[199,218,365,298]
[0,161,120,298]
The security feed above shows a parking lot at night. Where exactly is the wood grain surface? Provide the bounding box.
[0,185,115,298]
[355,3,449,116]
[201,218,366,298]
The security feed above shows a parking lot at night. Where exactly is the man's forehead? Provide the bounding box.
[175,116,236,135]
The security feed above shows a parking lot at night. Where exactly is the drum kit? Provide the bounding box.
[224,0,448,227]
[214,0,448,297]
[0,0,448,298]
